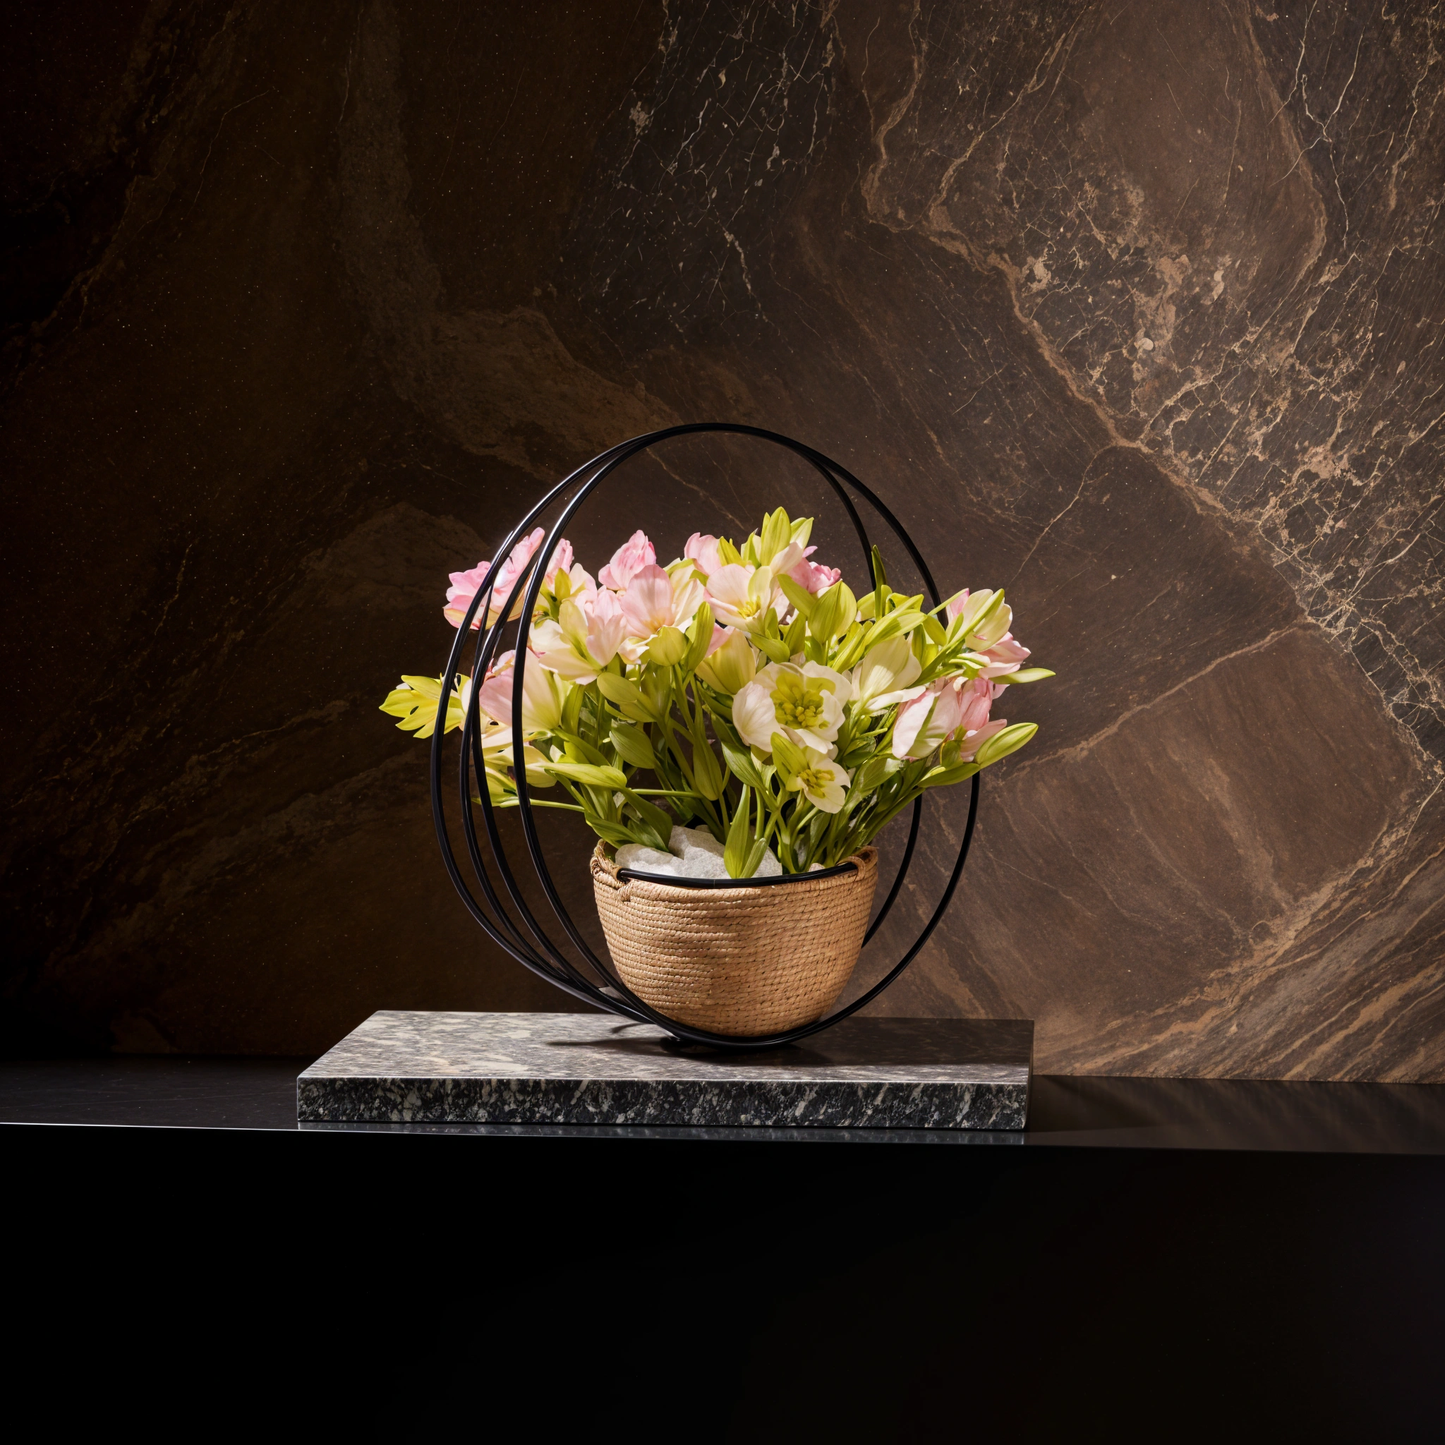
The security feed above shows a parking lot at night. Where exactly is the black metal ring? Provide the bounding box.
[428,423,981,1051]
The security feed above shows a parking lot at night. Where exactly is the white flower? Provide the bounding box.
[731,660,851,753]
[850,634,925,713]
[529,616,600,684]
[731,681,779,752]
[779,744,851,813]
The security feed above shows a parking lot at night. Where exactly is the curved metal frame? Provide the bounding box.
[428,424,980,1051]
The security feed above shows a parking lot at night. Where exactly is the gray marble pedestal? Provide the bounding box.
[297,1011,1032,1130]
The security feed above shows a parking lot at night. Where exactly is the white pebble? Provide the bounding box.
[614,843,681,875]
[670,825,783,878]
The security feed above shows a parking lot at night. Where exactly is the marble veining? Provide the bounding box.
[297,1012,1033,1129]
[1,2,1440,1080]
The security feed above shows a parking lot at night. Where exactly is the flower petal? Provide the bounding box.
[732,682,777,751]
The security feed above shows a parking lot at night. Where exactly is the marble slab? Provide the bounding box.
[297,1012,1032,1130]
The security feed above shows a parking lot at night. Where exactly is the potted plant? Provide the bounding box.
[382,506,1051,1036]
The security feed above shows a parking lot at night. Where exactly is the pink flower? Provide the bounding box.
[617,564,705,639]
[586,588,630,664]
[947,677,999,738]
[474,649,518,726]
[943,588,1029,677]
[444,529,573,630]
[956,716,1008,761]
[598,530,656,590]
[892,676,1003,760]
[474,648,564,734]
[489,528,546,605]
[541,539,574,590]
[787,548,842,596]
[618,565,674,636]
[685,533,726,578]
[444,557,502,630]
[979,634,1031,680]
[705,562,782,631]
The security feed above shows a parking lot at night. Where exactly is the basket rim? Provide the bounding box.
[594,840,876,891]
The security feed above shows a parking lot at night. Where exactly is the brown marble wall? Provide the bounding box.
[2,0,1441,1076]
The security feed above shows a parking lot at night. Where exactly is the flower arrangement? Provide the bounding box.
[381,508,1052,879]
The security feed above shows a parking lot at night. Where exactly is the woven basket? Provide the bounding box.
[589,843,879,1037]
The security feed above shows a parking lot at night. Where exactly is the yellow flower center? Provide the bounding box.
[735,597,762,618]
[775,696,824,727]
[798,765,834,793]
[772,674,826,729]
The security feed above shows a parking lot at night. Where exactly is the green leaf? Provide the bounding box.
[610,724,656,770]
[670,793,703,827]
[754,632,792,663]
[975,721,1037,766]
[719,734,766,791]
[858,609,925,657]
[543,760,629,790]
[583,820,658,849]
[379,675,465,738]
[870,545,889,590]
[618,789,673,852]
[759,506,793,565]
[852,754,904,795]
[645,626,689,666]
[596,671,657,722]
[707,710,742,749]
[919,761,981,790]
[557,730,610,767]
[829,620,868,671]
[777,575,816,619]
[717,536,743,566]
[641,666,673,719]
[682,601,715,675]
[585,815,644,849]
[783,609,808,656]
[560,679,583,734]
[1001,667,1055,685]
[810,585,841,641]
[724,786,753,878]
[770,730,808,783]
[691,738,725,801]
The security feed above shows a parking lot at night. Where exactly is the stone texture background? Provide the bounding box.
[2,0,1441,1075]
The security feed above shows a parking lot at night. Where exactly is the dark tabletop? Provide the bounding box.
[2,1054,1443,1151]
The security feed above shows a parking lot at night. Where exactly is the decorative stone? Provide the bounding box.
[614,825,784,880]
[297,1011,1032,1130]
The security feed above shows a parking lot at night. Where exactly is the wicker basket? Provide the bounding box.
[589,843,879,1037]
